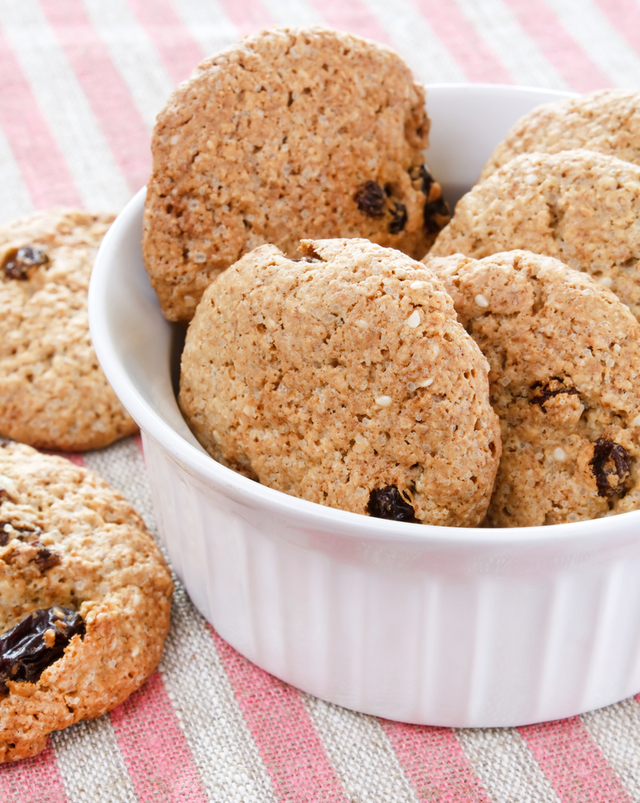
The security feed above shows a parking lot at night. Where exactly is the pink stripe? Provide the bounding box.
[595,0,640,54]
[59,452,86,467]
[503,0,610,92]
[110,671,208,803]
[310,0,392,44]
[210,627,348,803]
[519,717,633,803]
[214,0,272,38]
[128,0,205,85]
[0,29,80,209]
[409,0,514,83]
[43,0,152,193]
[0,743,68,801]
[382,720,491,802]
[39,449,86,467]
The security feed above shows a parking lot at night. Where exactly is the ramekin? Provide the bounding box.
[89,84,640,728]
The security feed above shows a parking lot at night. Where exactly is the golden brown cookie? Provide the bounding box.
[179,238,500,527]
[0,208,138,451]
[0,443,173,762]
[425,250,640,527]
[144,26,449,324]
[479,89,640,181]
[430,150,640,320]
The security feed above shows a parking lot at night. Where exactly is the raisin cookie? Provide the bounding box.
[179,238,500,527]
[144,26,449,323]
[0,208,138,451]
[0,442,173,762]
[430,150,640,320]
[425,250,640,527]
[479,89,640,181]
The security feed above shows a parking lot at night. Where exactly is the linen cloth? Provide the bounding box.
[2,1,640,801]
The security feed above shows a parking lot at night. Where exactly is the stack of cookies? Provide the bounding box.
[140,27,640,531]
[144,27,506,527]
[427,89,640,527]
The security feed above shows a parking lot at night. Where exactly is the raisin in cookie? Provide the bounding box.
[179,238,500,527]
[425,250,640,527]
[0,208,138,451]
[479,89,640,181]
[0,442,173,762]
[430,150,640,320]
[144,26,449,324]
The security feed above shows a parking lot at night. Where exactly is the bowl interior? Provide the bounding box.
[93,83,633,542]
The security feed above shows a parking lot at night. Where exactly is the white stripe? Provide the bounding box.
[455,727,562,803]
[544,0,640,88]
[455,0,569,89]
[0,123,33,224]
[83,0,175,129]
[52,717,138,803]
[304,696,420,803]
[160,584,278,803]
[83,439,277,803]
[582,698,640,801]
[260,0,322,26]
[171,0,238,59]
[362,0,467,83]
[0,0,131,211]
[82,438,157,533]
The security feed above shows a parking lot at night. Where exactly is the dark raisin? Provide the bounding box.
[530,380,580,410]
[388,202,407,234]
[0,607,84,692]
[589,438,631,498]
[409,165,434,197]
[0,521,41,546]
[409,165,451,233]
[33,545,61,572]
[3,246,49,280]
[354,181,386,217]
[367,485,419,523]
[424,197,451,233]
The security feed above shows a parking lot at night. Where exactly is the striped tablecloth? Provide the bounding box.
[3,1,640,801]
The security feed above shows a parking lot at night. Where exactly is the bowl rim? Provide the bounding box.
[89,82,640,549]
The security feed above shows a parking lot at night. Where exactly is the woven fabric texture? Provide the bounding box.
[3,1,640,801]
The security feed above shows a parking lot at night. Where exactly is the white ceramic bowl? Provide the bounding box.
[89,84,640,728]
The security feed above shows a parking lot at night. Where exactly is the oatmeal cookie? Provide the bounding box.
[430,150,640,320]
[179,238,500,527]
[425,250,640,527]
[0,208,138,451]
[479,89,640,181]
[0,442,173,762]
[144,26,449,324]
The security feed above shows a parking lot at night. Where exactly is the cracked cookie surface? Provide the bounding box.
[0,443,173,762]
[179,238,500,527]
[425,250,640,527]
[479,89,640,181]
[0,208,138,451]
[430,150,640,320]
[144,26,448,323]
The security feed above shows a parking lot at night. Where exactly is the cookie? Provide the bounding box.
[0,442,173,761]
[429,150,640,320]
[179,238,501,527]
[425,250,640,527]
[479,89,640,181]
[143,26,449,324]
[0,208,138,451]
